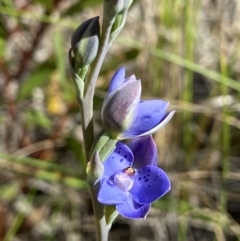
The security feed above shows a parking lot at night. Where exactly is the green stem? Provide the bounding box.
[78,13,116,241]
[80,20,115,157]
[89,186,111,241]
[80,16,115,159]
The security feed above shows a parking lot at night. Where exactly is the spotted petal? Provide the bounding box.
[103,142,133,178]
[121,100,171,139]
[128,136,158,169]
[116,196,150,219]
[130,165,170,204]
[98,179,128,204]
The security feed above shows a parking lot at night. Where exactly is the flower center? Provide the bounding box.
[113,167,135,191]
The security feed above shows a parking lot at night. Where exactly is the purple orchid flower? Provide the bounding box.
[97,136,170,219]
[101,67,175,139]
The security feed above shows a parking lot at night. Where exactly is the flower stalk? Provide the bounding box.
[69,2,134,241]
[68,0,173,240]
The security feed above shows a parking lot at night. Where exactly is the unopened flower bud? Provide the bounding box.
[104,0,124,17]
[102,68,141,136]
[122,0,133,12]
[86,151,104,185]
[104,0,133,16]
[71,17,100,67]
[107,0,133,45]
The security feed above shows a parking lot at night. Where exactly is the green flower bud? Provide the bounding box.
[122,0,133,12]
[86,151,104,185]
[68,49,84,98]
[71,17,100,67]
[104,0,133,16]
[107,0,133,45]
[104,0,124,17]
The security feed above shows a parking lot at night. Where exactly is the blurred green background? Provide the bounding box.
[0,0,240,240]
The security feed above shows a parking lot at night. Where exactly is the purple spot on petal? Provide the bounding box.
[120,158,123,162]
[148,185,151,187]
[138,177,142,181]
[124,155,127,158]
[145,179,149,182]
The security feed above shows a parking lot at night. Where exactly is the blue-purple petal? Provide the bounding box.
[108,67,126,93]
[103,142,134,177]
[116,197,150,219]
[135,111,175,137]
[130,165,170,204]
[98,179,128,204]
[121,100,169,139]
[128,136,158,169]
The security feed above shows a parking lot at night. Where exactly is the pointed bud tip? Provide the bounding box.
[71,17,100,48]
[71,16,100,66]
